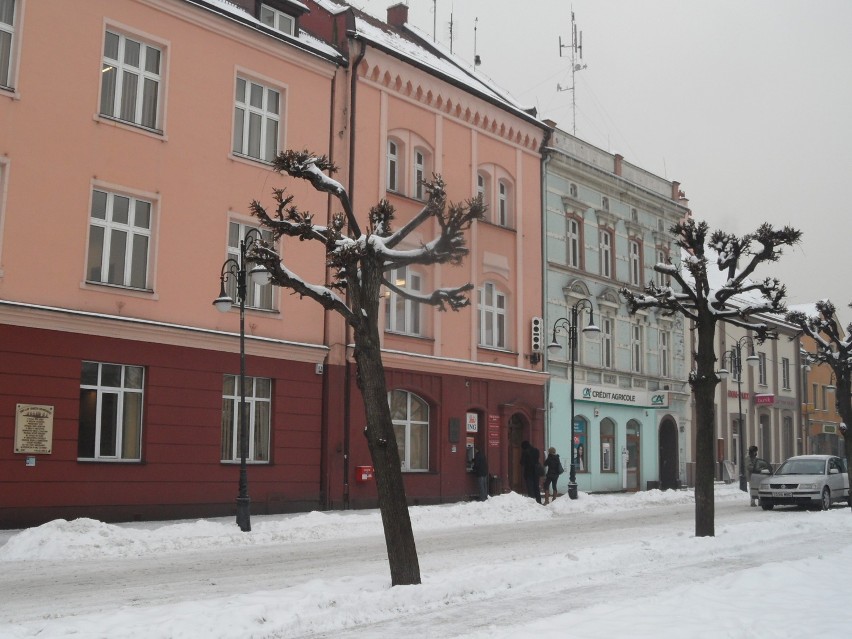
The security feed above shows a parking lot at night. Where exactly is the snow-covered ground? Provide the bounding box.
[1,484,849,638]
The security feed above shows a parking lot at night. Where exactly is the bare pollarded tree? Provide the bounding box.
[247,150,485,585]
[621,217,801,537]
[787,300,852,509]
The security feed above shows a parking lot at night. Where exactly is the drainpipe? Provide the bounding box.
[540,128,553,446]
[342,38,367,510]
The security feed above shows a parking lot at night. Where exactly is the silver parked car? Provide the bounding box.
[758,455,850,510]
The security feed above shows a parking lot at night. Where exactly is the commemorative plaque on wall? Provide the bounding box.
[14,404,55,454]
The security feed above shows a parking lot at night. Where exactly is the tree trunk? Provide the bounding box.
[692,315,718,537]
[352,262,421,586]
[836,376,852,513]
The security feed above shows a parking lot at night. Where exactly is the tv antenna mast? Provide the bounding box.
[557,10,587,135]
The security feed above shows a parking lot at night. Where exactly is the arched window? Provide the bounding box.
[478,281,506,349]
[477,171,491,208]
[497,179,511,227]
[629,239,642,286]
[413,148,427,200]
[389,389,429,471]
[385,265,422,336]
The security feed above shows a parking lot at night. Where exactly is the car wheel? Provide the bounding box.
[820,488,831,511]
[760,499,774,511]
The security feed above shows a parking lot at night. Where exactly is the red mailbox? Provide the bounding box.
[355,465,374,482]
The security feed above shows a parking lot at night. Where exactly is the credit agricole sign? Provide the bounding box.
[573,383,669,408]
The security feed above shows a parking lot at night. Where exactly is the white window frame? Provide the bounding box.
[781,357,791,390]
[478,282,506,349]
[600,229,612,278]
[413,148,427,200]
[233,75,281,163]
[221,374,271,463]
[655,249,669,287]
[87,188,153,290]
[387,138,400,193]
[259,3,295,35]
[629,239,641,286]
[227,221,275,311]
[0,0,19,92]
[566,216,581,268]
[497,180,511,227]
[476,171,489,206]
[601,317,613,369]
[389,389,429,471]
[385,266,422,336]
[100,29,163,131]
[78,361,144,461]
[632,324,644,374]
[660,330,670,377]
[601,196,610,211]
[758,352,767,386]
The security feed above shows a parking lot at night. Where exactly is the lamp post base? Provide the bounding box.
[739,476,748,493]
[567,482,578,500]
[236,496,251,532]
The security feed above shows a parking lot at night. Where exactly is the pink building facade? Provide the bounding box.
[0,0,547,527]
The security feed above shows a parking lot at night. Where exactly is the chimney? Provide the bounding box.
[671,181,680,201]
[614,153,623,176]
[387,3,409,27]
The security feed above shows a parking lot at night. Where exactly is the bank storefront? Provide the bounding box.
[548,379,682,493]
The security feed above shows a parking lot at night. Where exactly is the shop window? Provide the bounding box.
[600,418,615,472]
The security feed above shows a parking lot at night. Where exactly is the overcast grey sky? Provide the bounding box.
[353,0,852,326]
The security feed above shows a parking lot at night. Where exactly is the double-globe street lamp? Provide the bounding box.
[213,228,270,532]
[717,336,759,492]
[547,298,600,500]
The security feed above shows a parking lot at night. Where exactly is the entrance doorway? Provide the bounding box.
[626,419,641,491]
[659,417,679,490]
[508,414,527,494]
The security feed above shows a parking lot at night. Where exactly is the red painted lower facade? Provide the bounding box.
[1,312,546,529]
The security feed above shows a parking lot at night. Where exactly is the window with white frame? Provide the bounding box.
[631,323,644,373]
[227,221,275,311]
[655,248,669,287]
[478,282,506,349]
[385,266,422,336]
[389,389,429,471]
[0,0,17,90]
[100,29,163,131]
[660,330,670,377]
[221,375,271,462]
[87,189,152,289]
[259,3,295,35]
[599,229,613,278]
[497,180,512,227]
[566,216,581,268]
[412,148,431,200]
[629,239,642,286]
[758,352,767,385]
[387,139,401,192]
[477,171,491,209]
[601,317,613,369]
[781,357,790,390]
[233,76,280,162]
[569,183,578,198]
[601,196,610,211]
[78,361,144,460]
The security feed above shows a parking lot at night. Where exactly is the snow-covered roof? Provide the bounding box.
[194,0,343,61]
[314,1,543,127]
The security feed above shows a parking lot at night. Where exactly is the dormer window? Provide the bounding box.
[260,4,295,36]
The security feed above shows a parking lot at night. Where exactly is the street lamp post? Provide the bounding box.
[547,298,600,500]
[718,336,758,492]
[213,229,269,532]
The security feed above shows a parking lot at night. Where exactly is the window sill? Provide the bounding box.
[81,280,158,300]
[385,330,432,341]
[77,458,142,464]
[93,114,166,141]
[479,219,516,232]
[220,460,271,465]
[1,85,21,101]
[230,152,275,169]
[477,345,517,356]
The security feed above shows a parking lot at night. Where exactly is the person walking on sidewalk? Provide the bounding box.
[542,447,563,504]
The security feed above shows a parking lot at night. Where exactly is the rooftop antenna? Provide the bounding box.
[432,0,437,41]
[448,12,454,54]
[474,17,481,67]
[557,9,588,136]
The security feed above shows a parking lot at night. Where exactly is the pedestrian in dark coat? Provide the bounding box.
[543,447,562,504]
[520,440,542,504]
